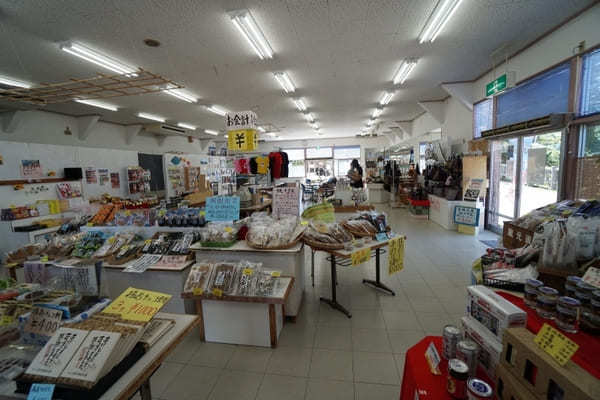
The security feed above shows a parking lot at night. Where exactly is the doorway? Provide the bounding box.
[487,131,563,233]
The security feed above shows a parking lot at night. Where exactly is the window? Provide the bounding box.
[335,159,352,177]
[306,147,332,159]
[579,123,600,156]
[419,143,428,172]
[283,148,306,178]
[580,48,600,116]
[333,146,361,177]
[496,63,570,127]
[473,98,493,138]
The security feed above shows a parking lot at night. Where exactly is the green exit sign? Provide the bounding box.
[486,74,508,97]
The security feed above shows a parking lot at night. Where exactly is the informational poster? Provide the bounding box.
[464,178,484,202]
[21,160,43,178]
[453,206,480,226]
[98,168,109,186]
[24,306,63,337]
[226,110,257,131]
[110,172,120,189]
[273,186,300,218]
[102,287,171,322]
[50,263,99,296]
[227,129,258,151]
[85,167,97,184]
[205,195,240,221]
[388,235,405,275]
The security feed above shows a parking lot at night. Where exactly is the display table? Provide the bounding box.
[182,277,294,348]
[427,195,484,231]
[190,241,305,318]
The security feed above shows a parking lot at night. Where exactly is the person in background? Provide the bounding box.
[348,159,364,188]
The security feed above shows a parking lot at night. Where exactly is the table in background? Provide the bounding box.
[239,199,272,218]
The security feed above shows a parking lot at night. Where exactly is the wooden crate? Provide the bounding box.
[500,328,599,400]
[502,223,534,249]
[496,364,539,400]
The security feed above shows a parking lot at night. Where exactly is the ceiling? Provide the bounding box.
[0,0,595,141]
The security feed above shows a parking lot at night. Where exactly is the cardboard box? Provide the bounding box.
[461,316,503,380]
[500,327,600,400]
[466,285,527,342]
[496,364,539,400]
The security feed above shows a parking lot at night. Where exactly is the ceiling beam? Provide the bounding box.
[125,124,142,145]
[77,115,100,140]
[396,121,413,139]
[418,101,446,125]
[441,82,475,111]
[1,110,25,133]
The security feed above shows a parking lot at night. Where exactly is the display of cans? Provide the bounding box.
[443,325,461,359]
[466,378,492,399]
[447,358,469,399]
[457,339,479,377]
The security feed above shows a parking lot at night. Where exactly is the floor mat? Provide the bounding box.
[479,239,498,248]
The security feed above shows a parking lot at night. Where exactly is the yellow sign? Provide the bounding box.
[212,288,223,297]
[102,287,171,322]
[192,288,204,296]
[270,271,281,277]
[351,248,371,267]
[228,129,258,151]
[388,235,405,275]
[243,268,254,276]
[534,323,579,366]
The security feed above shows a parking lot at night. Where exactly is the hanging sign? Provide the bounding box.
[351,248,371,267]
[228,129,258,151]
[205,195,240,221]
[226,110,257,131]
[273,186,300,218]
[486,74,507,97]
[454,206,480,227]
[534,323,579,366]
[102,287,171,322]
[388,235,405,275]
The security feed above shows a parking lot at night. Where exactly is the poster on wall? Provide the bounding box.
[273,186,300,218]
[98,168,109,186]
[453,206,480,227]
[21,160,43,178]
[110,172,120,189]
[85,167,97,184]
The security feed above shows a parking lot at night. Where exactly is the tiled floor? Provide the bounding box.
[145,206,497,400]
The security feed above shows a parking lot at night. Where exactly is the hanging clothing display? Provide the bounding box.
[234,158,250,174]
[280,151,289,178]
[249,157,258,174]
[269,152,283,179]
[256,156,270,175]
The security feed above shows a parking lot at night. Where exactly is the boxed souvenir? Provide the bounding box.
[460,315,503,380]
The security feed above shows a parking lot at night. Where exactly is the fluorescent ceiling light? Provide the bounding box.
[204,129,219,136]
[230,10,273,60]
[137,112,165,122]
[206,105,227,116]
[393,59,418,85]
[74,98,118,111]
[293,98,307,111]
[380,91,394,106]
[366,120,374,127]
[303,112,315,122]
[166,89,198,103]
[60,42,137,75]
[273,72,295,93]
[0,75,32,88]
[177,122,197,130]
[372,108,383,119]
[419,0,464,43]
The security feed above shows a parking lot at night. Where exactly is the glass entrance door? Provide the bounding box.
[488,138,519,233]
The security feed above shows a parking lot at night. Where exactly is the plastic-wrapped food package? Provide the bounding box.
[236,261,262,296]
[183,262,214,294]
[303,221,352,244]
[200,223,238,244]
[246,216,303,248]
[209,262,239,295]
[255,271,276,297]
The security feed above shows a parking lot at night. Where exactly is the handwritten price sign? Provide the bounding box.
[351,248,371,267]
[102,287,171,322]
[534,323,579,366]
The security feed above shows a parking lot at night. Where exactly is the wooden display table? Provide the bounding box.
[182,277,294,348]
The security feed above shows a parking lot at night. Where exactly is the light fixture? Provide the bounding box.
[257,126,266,132]
[273,72,295,93]
[60,42,137,75]
[0,75,32,88]
[372,108,383,119]
[74,99,118,111]
[310,122,320,130]
[137,112,165,122]
[165,89,198,103]
[419,0,464,43]
[393,59,418,85]
[204,129,219,136]
[293,98,307,111]
[229,10,274,60]
[366,120,374,127]
[379,91,394,106]
[303,112,315,123]
[206,105,227,116]
[177,122,197,130]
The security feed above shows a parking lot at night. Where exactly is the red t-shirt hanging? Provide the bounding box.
[269,152,283,179]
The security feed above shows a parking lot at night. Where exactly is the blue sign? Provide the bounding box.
[376,232,389,242]
[453,206,480,227]
[27,383,55,400]
[206,196,240,221]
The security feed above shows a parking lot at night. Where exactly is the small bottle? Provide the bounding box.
[536,286,559,320]
[524,279,543,308]
[565,276,582,298]
[555,296,581,333]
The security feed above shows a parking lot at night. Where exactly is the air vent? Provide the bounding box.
[480,114,570,139]
[144,123,187,136]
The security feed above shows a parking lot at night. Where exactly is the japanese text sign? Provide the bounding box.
[226,110,257,131]
[228,129,258,151]
[534,323,579,366]
[24,306,63,337]
[102,287,171,322]
[206,196,240,221]
[582,267,600,289]
[351,248,371,267]
[27,383,55,400]
[453,206,480,227]
[388,235,405,275]
[273,186,300,218]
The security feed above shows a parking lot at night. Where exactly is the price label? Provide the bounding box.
[375,232,388,242]
[424,341,441,375]
[6,263,17,268]
[27,383,55,400]
[102,287,171,322]
[224,227,233,233]
[270,271,281,277]
[192,288,204,296]
[144,239,152,244]
[125,210,132,216]
[158,209,166,217]
[243,268,254,276]
[300,220,308,226]
[351,248,370,266]
[199,210,206,216]
[120,245,130,252]
[534,323,579,366]
[0,315,14,326]
[86,222,93,227]
[212,288,223,297]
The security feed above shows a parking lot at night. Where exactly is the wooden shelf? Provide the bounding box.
[0,177,80,186]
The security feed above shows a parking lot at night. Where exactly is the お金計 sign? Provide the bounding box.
[226,111,257,131]
[273,186,300,218]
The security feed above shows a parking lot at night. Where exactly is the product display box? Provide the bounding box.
[461,315,503,380]
[466,285,527,342]
[496,364,538,400]
[500,327,599,400]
